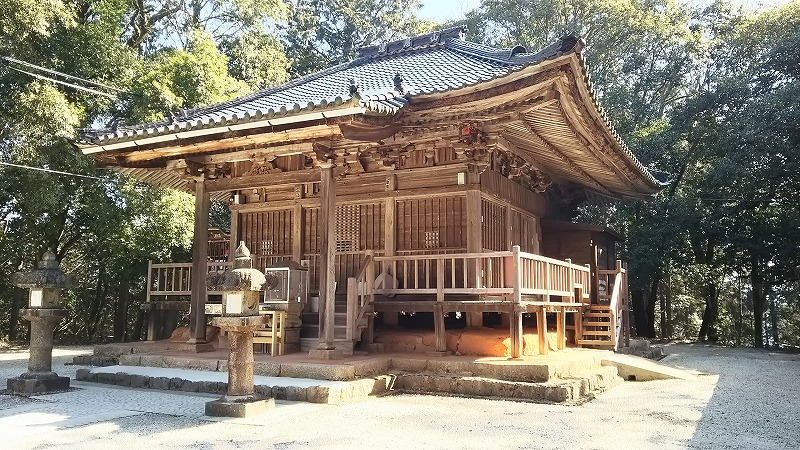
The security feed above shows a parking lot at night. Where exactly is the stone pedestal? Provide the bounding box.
[205,316,275,417]
[308,348,344,360]
[7,308,70,394]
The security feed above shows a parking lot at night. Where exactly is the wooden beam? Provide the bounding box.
[117,125,342,164]
[317,165,337,350]
[206,169,321,192]
[188,176,209,344]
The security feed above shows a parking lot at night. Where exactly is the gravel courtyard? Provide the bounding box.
[1,344,797,449]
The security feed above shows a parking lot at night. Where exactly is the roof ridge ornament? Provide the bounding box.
[393,72,405,93]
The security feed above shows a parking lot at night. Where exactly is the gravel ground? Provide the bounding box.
[0,344,797,450]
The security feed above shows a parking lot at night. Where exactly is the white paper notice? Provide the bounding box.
[30,289,43,307]
[225,293,242,314]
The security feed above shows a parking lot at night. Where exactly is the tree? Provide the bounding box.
[283,0,436,76]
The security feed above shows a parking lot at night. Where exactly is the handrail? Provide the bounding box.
[346,251,375,342]
[370,248,590,302]
[146,260,232,300]
[602,260,627,350]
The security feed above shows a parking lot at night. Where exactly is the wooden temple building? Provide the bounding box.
[78,27,662,357]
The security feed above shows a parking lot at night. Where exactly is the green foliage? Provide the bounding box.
[283,0,436,75]
[125,30,250,123]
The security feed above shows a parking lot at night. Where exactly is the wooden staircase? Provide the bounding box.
[301,252,377,354]
[577,261,629,351]
[578,304,617,349]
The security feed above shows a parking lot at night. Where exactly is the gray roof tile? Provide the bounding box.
[80,26,577,145]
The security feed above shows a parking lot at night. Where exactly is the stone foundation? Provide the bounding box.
[375,327,567,357]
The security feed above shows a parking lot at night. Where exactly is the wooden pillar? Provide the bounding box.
[509,245,522,358]
[434,259,446,352]
[383,174,399,327]
[537,305,548,355]
[318,165,337,350]
[189,176,209,344]
[292,205,303,263]
[465,189,483,328]
[228,208,239,263]
[556,310,566,350]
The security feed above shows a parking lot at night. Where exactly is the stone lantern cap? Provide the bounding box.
[207,242,266,292]
[12,249,76,289]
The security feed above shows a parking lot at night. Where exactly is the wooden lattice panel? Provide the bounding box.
[397,196,466,251]
[336,204,361,252]
[481,198,507,251]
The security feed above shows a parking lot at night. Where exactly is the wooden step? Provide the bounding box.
[582,330,613,336]
[584,312,613,318]
[577,339,614,347]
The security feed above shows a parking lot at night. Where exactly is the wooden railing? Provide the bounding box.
[345,251,375,343]
[145,261,231,302]
[367,247,590,301]
[597,261,629,350]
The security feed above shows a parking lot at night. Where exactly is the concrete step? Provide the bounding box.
[390,353,605,383]
[394,365,622,404]
[75,365,391,404]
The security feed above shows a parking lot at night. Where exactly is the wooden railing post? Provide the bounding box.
[565,258,573,302]
[346,277,357,342]
[434,258,446,352]
[365,250,375,307]
[585,264,592,303]
[510,245,523,358]
[623,261,630,347]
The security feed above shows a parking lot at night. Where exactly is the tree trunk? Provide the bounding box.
[750,252,764,348]
[665,267,673,339]
[631,288,647,337]
[659,280,666,338]
[113,280,130,342]
[698,282,719,342]
[768,293,779,348]
[644,276,659,338]
[132,307,145,342]
[9,287,22,341]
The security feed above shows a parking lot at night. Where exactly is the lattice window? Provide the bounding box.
[261,240,274,255]
[336,205,360,252]
[424,231,440,249]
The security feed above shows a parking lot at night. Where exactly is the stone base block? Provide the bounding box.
[177,342,216,353]
[365,343,385,353]
[205,395,275,418]
[425,350,451,357]
[8,374,70,395]
[307,348,344,360]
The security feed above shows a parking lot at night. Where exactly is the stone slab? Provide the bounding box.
[205,397,275,418]
[601,353,699,381]
[307,349,344,360]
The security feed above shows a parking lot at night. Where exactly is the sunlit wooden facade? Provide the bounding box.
[79,27,660,356]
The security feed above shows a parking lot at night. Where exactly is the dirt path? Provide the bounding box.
[1,343,797,449]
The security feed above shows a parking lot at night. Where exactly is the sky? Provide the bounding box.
[417,0,793,23]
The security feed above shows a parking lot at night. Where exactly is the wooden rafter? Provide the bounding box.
[508,118,613,196]
[553,80,638,191]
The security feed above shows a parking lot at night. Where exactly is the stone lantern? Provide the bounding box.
[205,242,274,417]
[9,248,75,394]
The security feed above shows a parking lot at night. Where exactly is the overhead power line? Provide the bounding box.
[0,161,103,180]
[1,55,130,94]
[6,66,119,99]
[1,55,134,99]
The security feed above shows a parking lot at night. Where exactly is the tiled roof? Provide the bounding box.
[79,26,581,145]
